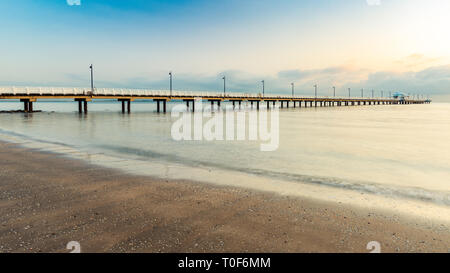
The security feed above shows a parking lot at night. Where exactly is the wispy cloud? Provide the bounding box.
[395,54,441,70]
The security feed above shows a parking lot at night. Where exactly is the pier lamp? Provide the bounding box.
[361,88,364,98]
[372,89,374,98]
[333,86,336,97]
[169,71,173,97]
[262,80,265,97]
[222,76,226,97]
[348,88,351,98]
[89,64,94,95]
[314,84,318,98]
[291,83,294,97]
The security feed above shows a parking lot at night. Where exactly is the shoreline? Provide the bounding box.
[0,141,449,253]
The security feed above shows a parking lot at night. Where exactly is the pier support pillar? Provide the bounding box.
[184,100,196,112]
[21,99,36,113]
[23,100,29,112]
[208,100,222,111]
[75,98,90,114]
[119,99,132,113]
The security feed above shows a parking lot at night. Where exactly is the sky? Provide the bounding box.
[0,0,449,99]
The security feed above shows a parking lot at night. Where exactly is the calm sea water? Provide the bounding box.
[1,100,449,222]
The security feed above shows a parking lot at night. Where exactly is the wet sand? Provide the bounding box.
[0,141,449,253]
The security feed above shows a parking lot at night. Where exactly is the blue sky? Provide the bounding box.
[0,0,449,99]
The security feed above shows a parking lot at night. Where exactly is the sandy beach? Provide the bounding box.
[0,141,448,253]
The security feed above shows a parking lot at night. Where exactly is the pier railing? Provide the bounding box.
[0,86,419,101]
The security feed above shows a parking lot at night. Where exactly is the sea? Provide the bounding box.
[1,99,449,223]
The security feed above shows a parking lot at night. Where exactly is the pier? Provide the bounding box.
[0,87,431,114]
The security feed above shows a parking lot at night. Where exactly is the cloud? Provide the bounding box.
[278,70,302,80]
[395,54,440,70]
[415,65,450,80]
[358,65,450,96]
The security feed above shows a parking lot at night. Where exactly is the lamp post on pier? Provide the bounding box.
[222,76,226,97]
[89,64,94,95]
[262,80,265,97]
[169,71,173,97]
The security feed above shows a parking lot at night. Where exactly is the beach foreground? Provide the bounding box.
[0,141,448,253]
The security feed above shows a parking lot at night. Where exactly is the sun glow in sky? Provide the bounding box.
[0,0,449,98]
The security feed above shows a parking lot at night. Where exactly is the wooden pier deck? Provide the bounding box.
[0,87,431,113]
